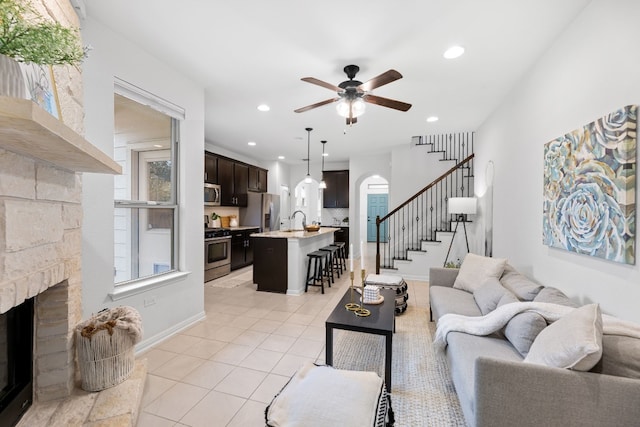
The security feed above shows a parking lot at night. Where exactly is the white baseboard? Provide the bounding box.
[134,310,206,355]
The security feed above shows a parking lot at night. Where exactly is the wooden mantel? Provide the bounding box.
[0,96,121,174]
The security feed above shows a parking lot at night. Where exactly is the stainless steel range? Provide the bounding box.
[204,227,231,281]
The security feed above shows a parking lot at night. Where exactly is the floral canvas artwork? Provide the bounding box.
[543,105,637,265]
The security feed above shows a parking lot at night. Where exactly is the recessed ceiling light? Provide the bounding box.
[322,153,329,157]
[443,45,465,59]
[278,155,285,160]
[257,104,270,112]
[248,141,256,146]
[426,116,439,123]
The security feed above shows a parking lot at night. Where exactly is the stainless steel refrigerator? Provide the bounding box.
[239,192,281,232]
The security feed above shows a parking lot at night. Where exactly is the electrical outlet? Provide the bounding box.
[144,297,156,307]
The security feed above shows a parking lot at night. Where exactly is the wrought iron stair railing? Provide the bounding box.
[375,152,475,273]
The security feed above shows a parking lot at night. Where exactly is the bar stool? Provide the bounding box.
[319,245,340,282]
[330,242,347,272]
[305,251,330,294]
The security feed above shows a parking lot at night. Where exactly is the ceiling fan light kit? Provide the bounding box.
[295,64,411,125]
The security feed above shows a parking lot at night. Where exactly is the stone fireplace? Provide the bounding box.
[0,0,150,423]
[0,153,84,403]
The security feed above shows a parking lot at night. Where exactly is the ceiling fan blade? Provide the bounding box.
[358,70,403,92]
[301,77,343,92]
[364,94,412,111]
[294,97,340,113]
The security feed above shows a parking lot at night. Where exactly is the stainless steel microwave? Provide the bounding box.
[204,183,221,206]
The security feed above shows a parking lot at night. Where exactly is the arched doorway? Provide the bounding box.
[291,178,320,229]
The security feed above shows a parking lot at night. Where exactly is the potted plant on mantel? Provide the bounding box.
[0,0,85,98]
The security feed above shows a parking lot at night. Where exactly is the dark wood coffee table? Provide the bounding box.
[325,288,396,391]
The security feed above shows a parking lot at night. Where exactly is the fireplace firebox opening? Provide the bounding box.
[0,298,34,427]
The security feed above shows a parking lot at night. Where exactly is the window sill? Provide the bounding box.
[109,271,191,301]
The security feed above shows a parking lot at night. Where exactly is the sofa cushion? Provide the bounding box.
[499,264,543,301]
[525,304,603,371]
[445,332,523,424]
[534,287,579,307]
[473,277,513,315]
[453,253,507,293]
[591,335,640,379]
[503,312,548,357]
[430,286,481,321]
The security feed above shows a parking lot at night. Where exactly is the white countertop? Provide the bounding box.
[251,227,340,239]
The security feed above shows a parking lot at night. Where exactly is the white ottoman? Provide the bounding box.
[266,362,394,426]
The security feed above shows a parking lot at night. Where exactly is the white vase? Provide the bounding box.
[0,54,27,99]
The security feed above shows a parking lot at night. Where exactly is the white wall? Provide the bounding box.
[389,143,460,209]
[82,17,206,347]
[475,0,640,323]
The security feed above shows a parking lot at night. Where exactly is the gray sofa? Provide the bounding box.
[429,265,640,427]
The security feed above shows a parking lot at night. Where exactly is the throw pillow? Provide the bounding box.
[499,264,543,301]
[524,304,603,371]
[453,253,508,293]
[534,287,579,308]
[497,291,519,307]
[473,277,513,315]
[504,312,548,357]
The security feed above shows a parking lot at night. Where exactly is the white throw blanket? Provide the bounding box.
[434,302,640,351]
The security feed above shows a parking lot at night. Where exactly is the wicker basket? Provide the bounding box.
[75,306,142,392]
[220,216,230,227]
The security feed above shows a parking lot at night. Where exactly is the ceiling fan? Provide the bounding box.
[294,65,412,125]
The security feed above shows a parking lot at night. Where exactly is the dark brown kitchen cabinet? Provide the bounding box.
[248,166,268,192]
[322,170,349,208]
[218,158,248,206]
[231,228,259,270]
[252,237,288,293]
[334,226,349,249]
[204,152,218,184]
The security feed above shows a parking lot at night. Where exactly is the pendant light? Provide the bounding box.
[318,140,327,189]
[304,127,313,183]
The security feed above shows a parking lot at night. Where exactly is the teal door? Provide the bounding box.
[367,194,388,242]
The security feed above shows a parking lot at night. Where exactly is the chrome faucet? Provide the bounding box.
[291,210,307,229]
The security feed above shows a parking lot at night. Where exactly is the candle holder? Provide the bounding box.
[354,268,371,317]
[345,271,359,311]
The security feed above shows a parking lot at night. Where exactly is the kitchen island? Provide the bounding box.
[251,227,339,295]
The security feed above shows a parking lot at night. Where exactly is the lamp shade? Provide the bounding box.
[448,197,477,215]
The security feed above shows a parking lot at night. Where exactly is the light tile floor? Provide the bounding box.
[137,259,355,426]
[137,245,430,427]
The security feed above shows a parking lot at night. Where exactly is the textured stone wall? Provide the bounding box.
[0,0,84,402]
[31,0,85,135]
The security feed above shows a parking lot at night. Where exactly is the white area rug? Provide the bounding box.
[207,271,254,288]
[333,306,466,426]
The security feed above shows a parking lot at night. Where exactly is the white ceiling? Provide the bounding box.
[84,0,591,165]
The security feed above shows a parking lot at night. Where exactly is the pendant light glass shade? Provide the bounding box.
[319,140,327,189]
[304,127,313,184]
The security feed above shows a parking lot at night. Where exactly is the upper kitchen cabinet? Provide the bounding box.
[204,151,218,183]
[323,170,349,208]
[248,165,268,192]
[218,157,248,206]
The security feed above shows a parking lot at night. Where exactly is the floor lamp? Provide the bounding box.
[443,197,477,267]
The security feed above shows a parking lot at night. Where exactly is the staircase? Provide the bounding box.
[375,132,475,280]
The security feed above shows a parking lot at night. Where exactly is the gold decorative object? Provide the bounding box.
[345,271,359,311]
[354,269,371,317]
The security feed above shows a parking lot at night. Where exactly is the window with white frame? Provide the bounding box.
[113,80,184,285]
